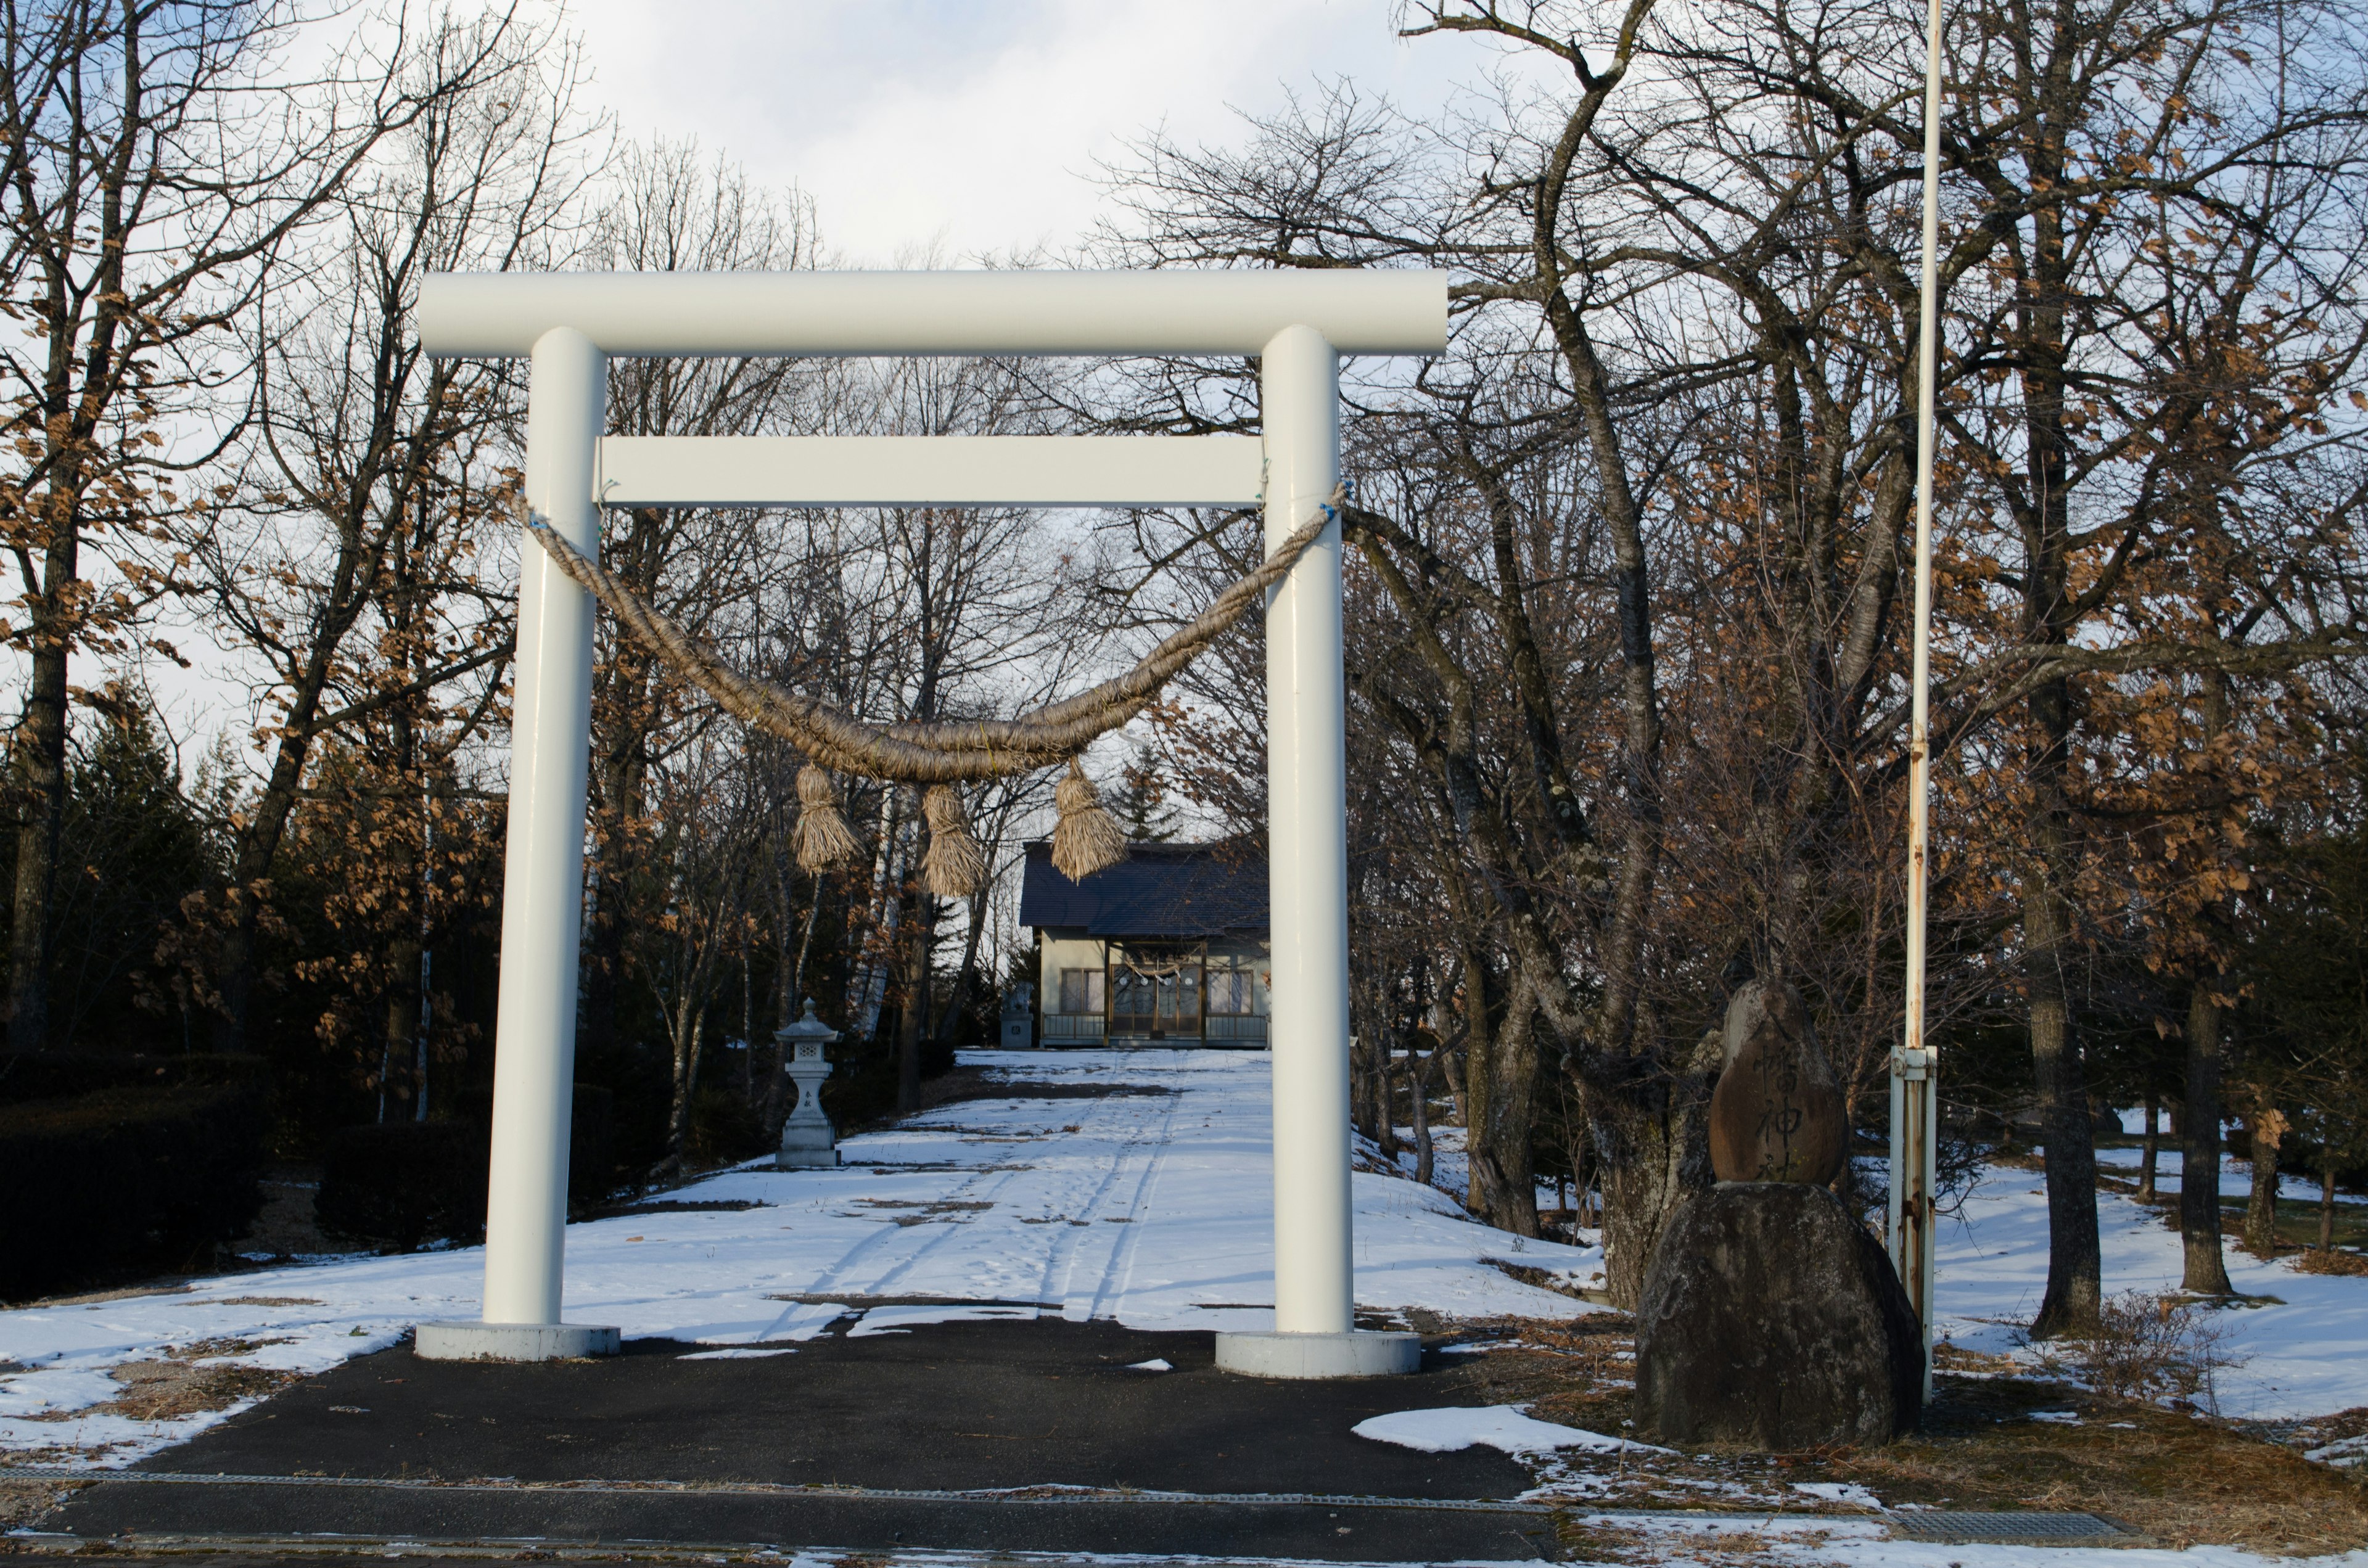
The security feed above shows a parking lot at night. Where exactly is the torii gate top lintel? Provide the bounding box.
[417,269,1449,360]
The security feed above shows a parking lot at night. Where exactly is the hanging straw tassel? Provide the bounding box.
[792,766,860,872]
[1051,758,1128,882]
[921,784,988,898]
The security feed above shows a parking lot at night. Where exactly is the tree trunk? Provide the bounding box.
[2025,684,2103,1340]
[1474,993,1539,1237]
[1411,1052,1434,1186]
[2243,1107,2284,1255]
[932,881,993,1051]
[1587,1030,1720,1309]
[1439,1036,1468,1128]
[894,883,929,1115]
[2138,1091,2160,1202]
[664,994,705,1175]
[385,930,424,1115]
[6,578,70,1051]
[2322,1163,2339,1254]
[1458,948,1495,1213]
[2027,909,2102,1336]
[581,703,652,1072]
[2179,984,2234,1294]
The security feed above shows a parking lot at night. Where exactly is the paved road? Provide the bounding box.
[36,1318,1563,1562]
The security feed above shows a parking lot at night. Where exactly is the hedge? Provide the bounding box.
[0,1075,272,1301]
[315,1085,615,1249]
[0,1051,270,1105]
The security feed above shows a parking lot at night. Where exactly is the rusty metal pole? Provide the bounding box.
[1891,0,1948,1402]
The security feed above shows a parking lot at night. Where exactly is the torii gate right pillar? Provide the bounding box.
[1215,326,1420,1377]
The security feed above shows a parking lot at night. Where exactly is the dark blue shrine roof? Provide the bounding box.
[1017,839,1268,938]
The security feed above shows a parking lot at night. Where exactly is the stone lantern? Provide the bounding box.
[1000,981,1035,1049]
[775,999,840,1170]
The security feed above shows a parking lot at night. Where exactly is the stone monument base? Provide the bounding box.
[414,1321,621,1361]
[776,1136,840,1170]
[1214,1329,1422,1378]
[1635,1183,1921,1448]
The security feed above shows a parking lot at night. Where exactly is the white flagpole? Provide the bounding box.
[1891,0,1946,1401]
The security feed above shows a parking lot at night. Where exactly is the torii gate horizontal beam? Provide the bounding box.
[594,435,1265,509]
[419,269,1446,359]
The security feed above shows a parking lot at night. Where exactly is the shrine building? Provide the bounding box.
[1017,839,1271,1048]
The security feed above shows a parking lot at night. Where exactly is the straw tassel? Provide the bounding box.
[921,784,988,898]
[1051,758,1127,882]
[792,766,860,872]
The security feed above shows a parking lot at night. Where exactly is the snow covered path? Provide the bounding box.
[0,1049,1597,1467]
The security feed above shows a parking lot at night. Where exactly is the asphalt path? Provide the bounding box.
[40,1318,1562,1562]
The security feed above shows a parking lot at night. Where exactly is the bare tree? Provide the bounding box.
[181,10,598,1054]
[577,138,818,1088]
[0,1,520,1048]
[1101,0,2368,1314]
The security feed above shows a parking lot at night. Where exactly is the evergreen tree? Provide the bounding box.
[1111,743,1178,843]
[0,688,217,1051]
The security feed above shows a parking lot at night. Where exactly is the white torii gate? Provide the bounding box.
[411,271,1446,1377]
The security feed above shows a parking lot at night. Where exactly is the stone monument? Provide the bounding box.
[775,1000,840,1170]
[1000,982,1035,1049]
[1634,980,1922,1448]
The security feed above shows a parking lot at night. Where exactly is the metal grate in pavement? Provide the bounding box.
[1891,1510,2128,1543]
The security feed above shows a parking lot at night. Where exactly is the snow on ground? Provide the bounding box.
[2094,1143,2359,1205]
[622,1535,2368,1568]
[1935,1161,2368,1418]
[1354,1404,1668,1456]
[1544,1521,2368,1568]
[0,1049,1598,1467]
[2,1043,2364,1489]
[1389,1123,1569,1217]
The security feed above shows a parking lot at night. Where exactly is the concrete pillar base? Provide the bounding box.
[1214,1329,1422,1378]
[414,1322,621,1362]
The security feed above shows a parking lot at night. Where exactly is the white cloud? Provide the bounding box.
[565,0,1507,263]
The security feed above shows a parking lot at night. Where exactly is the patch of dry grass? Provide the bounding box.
[2291,1247,2368,1277]
[200,1295,323,1308]
[9,1358,299,1426]
[0,1478,79,1529]
[1422,1316,2368,1556]
[162,1336,289,1360]
[1830,1376,2368,1555]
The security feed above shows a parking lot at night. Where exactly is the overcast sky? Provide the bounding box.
[563,0,1520,263]
[112,2,1548,761]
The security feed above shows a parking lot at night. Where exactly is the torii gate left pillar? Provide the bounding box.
[408,271,1444,1372]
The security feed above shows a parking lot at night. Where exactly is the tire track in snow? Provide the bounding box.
[1079,1079,1184,1323]
[1039,1081,1185,1320]
[835,1091,1131,1305]
[753,1142,1042,1337]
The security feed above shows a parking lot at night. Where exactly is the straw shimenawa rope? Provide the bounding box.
[791,765,861,873]
[921,783,989,897]
[517,489,1338,784]
[1051,757,1128,882]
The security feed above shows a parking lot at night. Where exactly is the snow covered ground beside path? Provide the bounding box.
[1934,1162,2368,1418]
[1388,1123,1571,1218]
[0,1048,1599,1468]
